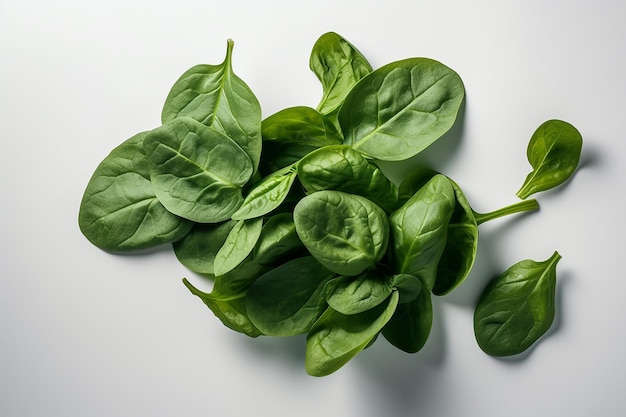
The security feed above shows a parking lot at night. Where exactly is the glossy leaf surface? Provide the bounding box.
[245,256,336,336]
[213,218,263,277]
[297,145,399,212]
[382,281,432,353]
[161,39,262,171]
[474,251,561,356]
[305,291,399,376]
[143,117,253,223]
[294,190,389,276]
[309,32,373,116]
[516,119,582,199]
[324,270,393,315]
[338,58,464,161]
[231,165,297,220]
[390,174,456,289]
[79,132,192,252]
[173,220,237,275]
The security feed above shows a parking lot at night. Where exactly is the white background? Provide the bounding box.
[1,1,625,416]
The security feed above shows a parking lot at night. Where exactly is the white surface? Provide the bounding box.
[1,1,624,416]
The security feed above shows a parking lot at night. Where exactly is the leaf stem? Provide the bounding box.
[473,199,539,225]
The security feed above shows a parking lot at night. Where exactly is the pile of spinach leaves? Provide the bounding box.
[79,32,583,376]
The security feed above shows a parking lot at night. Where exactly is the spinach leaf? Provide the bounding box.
[390,273,423,304]
[390,174,456,290]
[324,269,393,315]
[294,190,389,276]
[161,39,262,172]
[213,218,263,277]
[182,258,269,337]
[516,119,583,199]
[245,256,336,337]
[305,291,399,376]
[79,132,192,252]
[173,220,237,275]
[338,58,465,161]
[260,106,343,174]
[474,251,561,356]
[231,165,298,220]
[309,32,373,117]
[143,117,253,223]
[297,145,399,212]
[253,213,305,266]
[382,280,432,353]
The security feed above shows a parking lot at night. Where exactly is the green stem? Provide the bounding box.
[473,199,539,225]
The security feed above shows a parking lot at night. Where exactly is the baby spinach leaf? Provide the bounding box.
[245,256,336,337]
[516,119,583,199]
[260,106,343,174]
[173,220,237,275]
[253,213,305,266]
[309,32,373,117]
[182,258,268,337]
[297,145,399,212]
[382,281,432,353]
[143,117,253,223]
[231,165,298,220]
[390,174,456,290]
[79,132,193,252]
[305,290,399,376]
[324,269,393,315]
[390,273,423,304]
[474,251,561,356]
[338,58,464,161]
[213,218,263,277]
[161,39,262,171]
[294,190,389,276]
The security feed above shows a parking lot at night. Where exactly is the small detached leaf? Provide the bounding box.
[516,119,583,199]
[474,251,561,356]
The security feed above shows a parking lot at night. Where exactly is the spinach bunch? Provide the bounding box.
[79,32,583,376]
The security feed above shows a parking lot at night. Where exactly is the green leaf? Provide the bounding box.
[309,32,373,116]
[338,58,465,161]
[294,190,389,276]
[78,132,192,252]
[305,291,399,376]
[231,165,298,220]
[161,39,262,171]
[474,251,561,356]
[182,258,268,338]
[260,106,342,174]
[382,282,432,353]
[245,256,336,336]
[390,273,423,304]
[390,174,456,289]
[297,145,399,212]
[253,213,305,266]
[214,218,263,276]
[143,117,253,223]
[324,269,393,315]
[172,220,237,275]
[516,119,583,199]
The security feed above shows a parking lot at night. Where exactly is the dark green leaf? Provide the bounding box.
[245,256,336,336]
[294,190,389,276]
[214,218,263,276]
[516,120,583,199]
[79,132,192,252]
[161,39,262,171]
[338,58,465,161]
[173,220,237,275]
[253,213,305,266]
[309,32,373,116]
[143,117,253,223]
[324,270,393,315]
[474,251,561,356]
[382,282,432,353]
[297,145,399,212]
[305,291,399,376]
